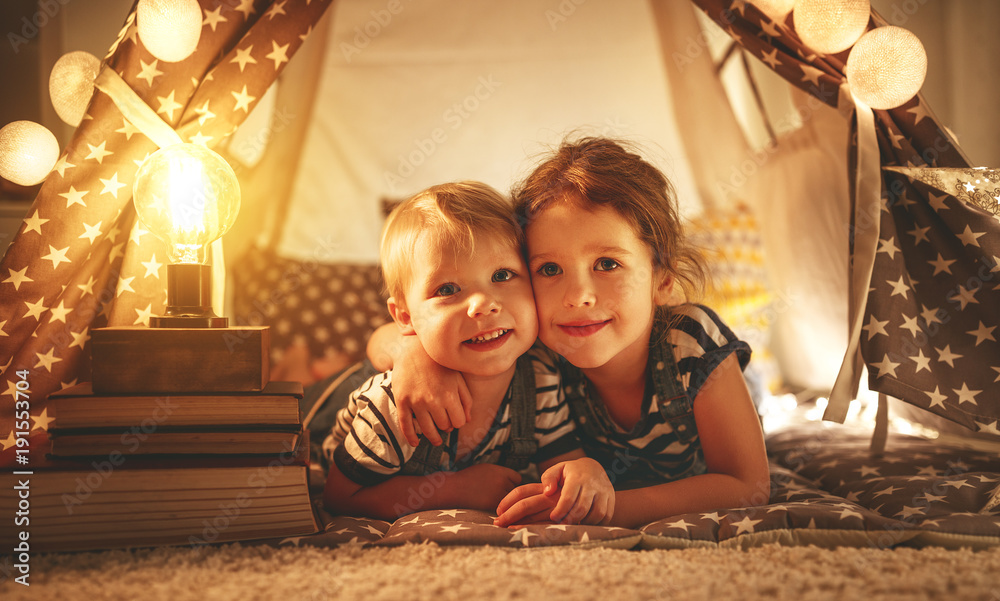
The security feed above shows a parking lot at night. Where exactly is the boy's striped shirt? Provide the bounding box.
[330,348,578,485]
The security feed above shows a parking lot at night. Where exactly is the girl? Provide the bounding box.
[381,138,770,529]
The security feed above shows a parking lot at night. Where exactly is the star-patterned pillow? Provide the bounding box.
[640,465,920,549]
[767,426,1000,549]
[373,510,643,549]
[257,425,1000,551]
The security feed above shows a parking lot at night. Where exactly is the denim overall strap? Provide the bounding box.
[647,339,699,444]
[501,354,538,471]
[560,358,604,440]
[561,337,697,443]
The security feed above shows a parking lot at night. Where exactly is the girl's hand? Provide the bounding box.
[370,324,473,447]
[494,458,615,526]
[391,340,473,447]
[493,483,555,525]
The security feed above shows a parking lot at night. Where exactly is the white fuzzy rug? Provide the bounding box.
[5,543,1000,600]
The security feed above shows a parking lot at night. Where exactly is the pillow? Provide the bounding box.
[373,510,643,549]
[639,464,919,549]
[230,246,391,385]
[687,203,781,404]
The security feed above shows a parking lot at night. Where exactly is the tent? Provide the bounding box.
[0,0,999,550]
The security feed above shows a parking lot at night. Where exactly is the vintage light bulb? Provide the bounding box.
[846,26,927,110]
[49,51,101,127]
[133,143,240,327]
[134,143,240,264]
[0,121,60,186]
[136,0,202,63]
[793,0,870,54]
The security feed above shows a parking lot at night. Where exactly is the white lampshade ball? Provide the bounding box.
[753,0,797,21]
[0,121,60,186]
[794,0,870,54]
[136,0,202,63]
[49,51,101,127]
[846,26,927,110]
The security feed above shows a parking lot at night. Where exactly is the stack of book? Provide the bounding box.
[10,326,321,552]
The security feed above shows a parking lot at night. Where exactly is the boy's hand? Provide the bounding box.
[494,458,614,527]
[452,464,523,512]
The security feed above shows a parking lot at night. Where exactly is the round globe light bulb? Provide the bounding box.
[133,143,241,264]
[136,0,202,63]
[49,51,101,127]
[793,0,870,54]
[0,121,60,186]
[753,0,796,22]
[846,26,927,110]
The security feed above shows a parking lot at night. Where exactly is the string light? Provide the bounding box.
[136,0,202,63]
[753,0,797,22]
[49,51,101,127]
[0,121,60,187]
[846,26,927,110]
[793,0,870,55]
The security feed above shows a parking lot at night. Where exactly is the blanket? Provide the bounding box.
[267,425,1000,551]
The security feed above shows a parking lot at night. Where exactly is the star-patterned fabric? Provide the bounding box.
[252,425,1000,551]
[691,0,999,433]
[867,167,1000,434]
[0,0,333,468]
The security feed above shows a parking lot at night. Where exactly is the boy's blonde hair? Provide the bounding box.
[380,181,522,303]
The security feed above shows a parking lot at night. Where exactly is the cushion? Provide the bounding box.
[230,246,391,385]
[260,424,1000,551]
[373,509,642,549]
[687,203,781,402]
[639,464,920,550]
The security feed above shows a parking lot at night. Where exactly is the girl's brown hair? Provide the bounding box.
[512,136,706,301]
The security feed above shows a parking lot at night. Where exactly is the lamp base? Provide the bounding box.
[153,263,227,328]
[150,315,229,328]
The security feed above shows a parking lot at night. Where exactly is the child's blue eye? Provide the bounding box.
[492,269,515,282]
[536,263,562,277]
[434,283,459,297]
[595,258,620,271]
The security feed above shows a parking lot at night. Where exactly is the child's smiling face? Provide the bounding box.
[394,232,538,378]
[525,200,673,372]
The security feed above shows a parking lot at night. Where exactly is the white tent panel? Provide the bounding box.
[278,0,703,263]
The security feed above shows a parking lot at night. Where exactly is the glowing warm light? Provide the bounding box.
[49,51,101,127]
[793,0,870,54]
[804,397,828,421]
[0,121,60,186]
[136,0,202,63]
[759,392,803,434]
[133,143,240,264]
[846,26,928,110]
[753,0,796,21]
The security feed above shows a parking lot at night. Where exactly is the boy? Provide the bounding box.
[323,182,612,522]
